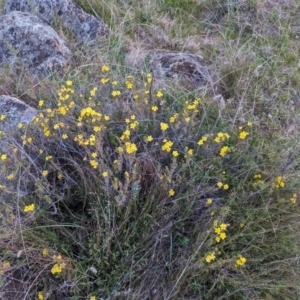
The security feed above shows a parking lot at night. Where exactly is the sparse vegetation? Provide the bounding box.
[1,0,300,299]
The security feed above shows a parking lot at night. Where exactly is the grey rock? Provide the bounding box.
[0,11,71,77]
[5,0,109,43]
[0,95,37,127]
[150,51,209,88]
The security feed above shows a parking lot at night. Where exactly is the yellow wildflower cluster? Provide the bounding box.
[182,98,201,123]
[89,87,97,98]
[146,135,153,142]
[126,75,134,89]
[169,113,179,123]
[125,115,139,130]
[24,203,35,213]
[51,254,66,275]
[101,65,110,72]
[214,221,229,243]
[146,73,152,83]
[160,122,169,131]
[74,134,96,146]
[90,160,99,169]
[217,181,229,190]
[161,139,173,152]
[78,107,102,123]
[219,146,230,157]
[205,252,216,263]
[125,142,137,154]
[252,174,264,188]
[235,255,247,267]
[111,90,121,97]
[273,176,285,189]
[197,135,208,146]
[290,193,297,204]
[239,130,249,139]
[120,129,131,141]
[214,132,230,143]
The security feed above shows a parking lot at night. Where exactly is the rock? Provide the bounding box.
[150,51,209,89]
[0,11,71,77]
[0,95,37,128]
[5,0,109,44]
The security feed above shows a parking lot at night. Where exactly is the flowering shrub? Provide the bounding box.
[0,64,299,300]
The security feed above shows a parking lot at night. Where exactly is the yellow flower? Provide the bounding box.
[7,174,14,180]
[126,82,133,89]
[0,114,6,121]
[151,105,158,112]
[197,136,208,145]
[219,232,227,240]
[62,134,68,139]
[1,154,7,161]
[102,171,108,178]
[89,296,97,300]
[169,189,175,196]
[205,253,216,263]
[58,107,67,115]
[161,139,173,152]
[42,248,49,256]
[187,149,193,156]
[206,198,213,205]
[239,131,249,139]
[104,115,110,121]
[172,150,179,157]
[146,135,153,142]
[125,142,137,154]
[101,65,110,72]
[38,100,44,107]
[220,146,230,157]
[111,90,121,97]
[112,80,118,85]
[235,255,247,267]
[38,292,44,300]
[90,87,98,97]
[100,77,109,84]
[156,91,163,98]
[219,223,229,230]
[160,122,169,131]
[273,176,285,189]
[217,182,223,188]
[45,155,52,161]
[51,262,66,275]
[290,193,297,204]
[66,80,73,86]
[42,170,49,177]
[90,160,98,169]
[91,152,98,158]
[146,73,152,83]
[169,113,178,123]
[247,121,252,126]
[24,203,35,213]
[223,184,229,190]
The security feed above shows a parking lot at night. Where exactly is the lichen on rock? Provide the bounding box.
[5,0,109,44]
[0,11,72,77]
